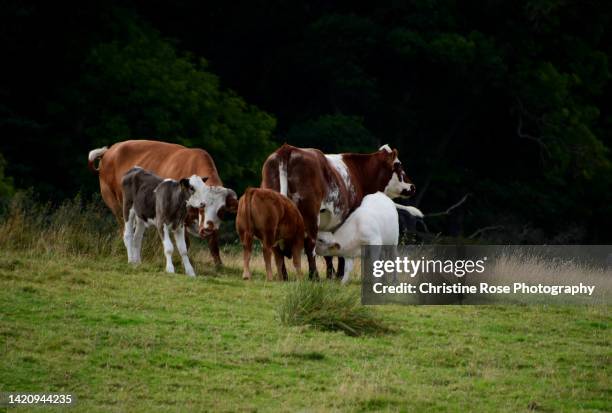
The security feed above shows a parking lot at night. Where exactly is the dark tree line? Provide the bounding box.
[1,1,611,243]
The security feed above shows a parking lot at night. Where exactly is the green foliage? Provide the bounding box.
[303,14,381,113]
[69,21,275,191]
[286,114,378,153]
[1,1,611,242]
[515,59,611,180]
[278,281,390,336]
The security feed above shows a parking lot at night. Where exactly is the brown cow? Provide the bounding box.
[236,188,304,281]
[88,139,238,266]
[261,144,415,279]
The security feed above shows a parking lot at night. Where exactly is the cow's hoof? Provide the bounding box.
[242,274,251,280]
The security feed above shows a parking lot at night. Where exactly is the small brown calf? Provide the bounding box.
[236,188,304,281]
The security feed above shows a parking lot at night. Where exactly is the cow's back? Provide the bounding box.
[98,140,221,218]
[121,167,162,222]
[261,145,328,198]
[238,188,303,240]
[359,192,399,245]
[261,144,346,232]
[102,140,221,185]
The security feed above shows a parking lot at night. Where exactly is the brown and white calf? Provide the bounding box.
[261,144,415,278]
[236,188,304,281]
[122,166,215,276]
[88,140,238,266]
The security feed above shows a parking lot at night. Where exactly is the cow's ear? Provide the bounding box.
[180,178,193,191]
[386,148,399,165]
[201,176,209,183]
[332,242,341,250]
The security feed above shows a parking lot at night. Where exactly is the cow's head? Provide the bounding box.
[180,175,210,209]
[315,232,340,256]
[378,144,416,198]
[194,185,238,237]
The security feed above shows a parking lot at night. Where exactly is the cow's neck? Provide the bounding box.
[342,153,391,204]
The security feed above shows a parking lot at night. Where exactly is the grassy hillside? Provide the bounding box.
[0,196,609,411]
[0,250,609,412]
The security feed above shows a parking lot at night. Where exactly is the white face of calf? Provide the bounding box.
[181,175,210,209]
[197,185,238,236]
[315,231,341,256]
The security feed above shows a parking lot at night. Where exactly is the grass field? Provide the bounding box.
[0,197,610,412]
[0,249,609,412]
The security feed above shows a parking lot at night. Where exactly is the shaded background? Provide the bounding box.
[1,0,611,243]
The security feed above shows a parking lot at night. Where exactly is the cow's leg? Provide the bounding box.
[292,244,302,280]
[184,227,190,250]
[324,257,345,279]
[324,256,336,279]
[337,257,346,279]
[240,232,253,280]
[273,247,288,281]
[302,218,319,279]
[132,217,146,264]
[160,224,175,274]
[123,208,136,263]
[173,225,195,276]
[262,245,274,281]
[341,258,354,285]
[280,254,288,276]
[298,206,319,280]
[101,179,123,231]
[207,230,222,267]
[304,236,319,279]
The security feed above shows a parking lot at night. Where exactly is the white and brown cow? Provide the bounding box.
[261,143,415,278]
[88,140,238,266]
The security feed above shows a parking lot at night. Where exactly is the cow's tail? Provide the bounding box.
[88,146,108,174]
[279,160,288,196]
[262,144,291,195]
[241,188,255,235]
[394,203,425,218]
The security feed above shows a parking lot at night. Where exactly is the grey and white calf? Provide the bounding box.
[121,167,209,276]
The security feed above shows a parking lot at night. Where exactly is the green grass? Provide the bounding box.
[0,195,610,411]
[0,251,609,412]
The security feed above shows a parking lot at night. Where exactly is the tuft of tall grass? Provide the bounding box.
[278,281,391,336]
